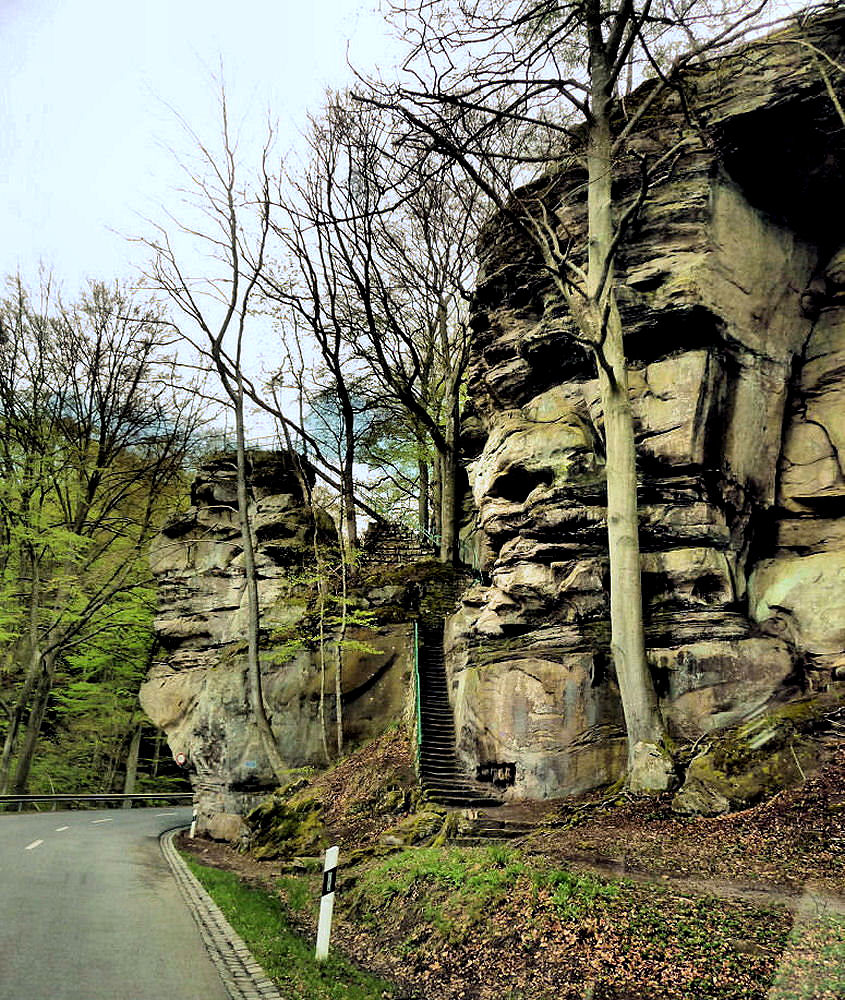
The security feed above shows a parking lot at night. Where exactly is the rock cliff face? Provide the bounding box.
[447,11,845,800]
[143,14,845,826]
[140,453,414,839]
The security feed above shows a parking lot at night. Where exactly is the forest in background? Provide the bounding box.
[1,0,841,795]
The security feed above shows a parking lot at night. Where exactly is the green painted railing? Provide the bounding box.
[413,621,422,773]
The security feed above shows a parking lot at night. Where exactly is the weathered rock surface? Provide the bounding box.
[140,452,414,836]
[449,11,845,802]
[142,14,845,823]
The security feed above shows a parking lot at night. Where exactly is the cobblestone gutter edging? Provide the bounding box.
[160,828,287,1000]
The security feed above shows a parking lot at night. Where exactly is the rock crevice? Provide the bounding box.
[448,12,845,802]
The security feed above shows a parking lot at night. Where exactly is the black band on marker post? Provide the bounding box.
[321,867,337,896]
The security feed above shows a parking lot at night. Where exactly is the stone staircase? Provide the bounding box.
[452,814,537,845]
[359,520,436,565]
[417,621,502,808]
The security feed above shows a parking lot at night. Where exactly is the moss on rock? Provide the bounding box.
[673,693,842,815]
[246,779,328,860]
[378,809,447,847]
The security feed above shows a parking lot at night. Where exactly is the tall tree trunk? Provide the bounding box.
[0,558,43,793]
[417,454,429,537]
[597,308,665,750]
[122,723,142,808]
[151,730,162,778]
[584,29,671,791]
[280,420,332,763]
[11,651,57,794]
[439,462,456,564]
[233,381,287,781]
[438,392,461,565]
[340,394,358,550]
[334,542,348,756]
[0,653,38,793]
[437,297,462,565]
[431,457,443,544]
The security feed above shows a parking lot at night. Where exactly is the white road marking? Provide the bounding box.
[91,818,113,824]
[156,812,177,817]
[25,840,43,851]
[55,826,69,832]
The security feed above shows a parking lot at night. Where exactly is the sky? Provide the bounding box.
[0,0,400,297]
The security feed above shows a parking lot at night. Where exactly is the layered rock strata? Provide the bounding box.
[140,453,414,838]
[448,12,845,800]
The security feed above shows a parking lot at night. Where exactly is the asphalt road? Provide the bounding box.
[0,807,230,1000]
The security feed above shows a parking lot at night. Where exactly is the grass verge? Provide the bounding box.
[180,852,396,1000]
[182,837,841,1000]
[340,844,799,1000]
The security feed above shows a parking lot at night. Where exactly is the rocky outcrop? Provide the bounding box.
[448,11,845,802]
[142,14,845,824]
[749,244,845,678]
[140,452,415,837]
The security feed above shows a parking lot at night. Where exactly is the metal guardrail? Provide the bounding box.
[413,621,422,774]
[0,792,194,805]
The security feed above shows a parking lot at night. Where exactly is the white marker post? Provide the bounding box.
[315,845,339,962]
[189,806,198,839]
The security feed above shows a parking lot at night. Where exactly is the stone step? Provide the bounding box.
[416,616,503,811]
[463,821,534,836]
[424,793,504,808]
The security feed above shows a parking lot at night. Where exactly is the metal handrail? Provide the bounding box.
[0,792,193,805]
[413,621,422,774]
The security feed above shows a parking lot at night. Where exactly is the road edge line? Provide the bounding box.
[160,828,286,1000]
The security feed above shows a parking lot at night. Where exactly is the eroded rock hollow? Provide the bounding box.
[447,11,845,800]
[140,453,414,838]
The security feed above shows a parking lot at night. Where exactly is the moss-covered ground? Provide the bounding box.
[180,731,845,1000]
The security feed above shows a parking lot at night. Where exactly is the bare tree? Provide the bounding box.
[366,0,794,789]
[141,92,288,781]
[268,92,482,562]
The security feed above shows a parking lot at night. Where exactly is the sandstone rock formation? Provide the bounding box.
[447,10,845,803]
[143,13,845,827]
[140,452,414,837]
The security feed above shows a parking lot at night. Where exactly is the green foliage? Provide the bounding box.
[265,559,382,667]
[346,845,627,946]
[767,913,845,1000]
[349,846,520,942]
[277,874,311,913]
[182,854,396,999]
[0,276,198,792]
[534,868,619,920]
[357,413,432,529]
